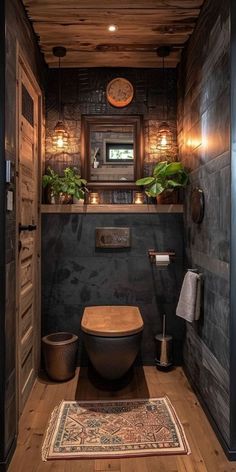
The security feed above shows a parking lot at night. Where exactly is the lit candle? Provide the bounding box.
[134,192,144,204]
[90,192,100,204]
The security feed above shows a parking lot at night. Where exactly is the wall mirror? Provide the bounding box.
[81,115,144,188]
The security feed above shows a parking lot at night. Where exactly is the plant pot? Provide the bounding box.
[58,193,73,204]
[46,188,73,204]
[156,189,180,204]
[73,196,85,204]
[42,332,78,381]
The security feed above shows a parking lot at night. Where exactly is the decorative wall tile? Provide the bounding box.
[45,68,178,186]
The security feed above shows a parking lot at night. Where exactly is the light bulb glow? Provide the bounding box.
[160,135,167,147]
[108,24,118,32]
[52,121,69,151]
[56,137,65,148]
[157,122,173,151]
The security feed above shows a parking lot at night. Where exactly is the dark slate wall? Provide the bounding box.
[45,67,178,187]
[3,0,45,467]
[177,0,230,446]
[42,213,185,365]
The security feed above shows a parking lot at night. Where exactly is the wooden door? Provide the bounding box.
[17,58,41,414]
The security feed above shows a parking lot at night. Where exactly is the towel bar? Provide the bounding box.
[187,268,204,281]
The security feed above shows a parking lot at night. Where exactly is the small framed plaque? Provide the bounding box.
[96,227,131,248]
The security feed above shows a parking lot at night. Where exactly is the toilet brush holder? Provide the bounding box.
[155,314,173,368]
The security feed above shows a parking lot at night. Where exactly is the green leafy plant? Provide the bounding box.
[60,167,88,200]
[136,161,188,197]
[42,167,88,201]
[42,167,63,196]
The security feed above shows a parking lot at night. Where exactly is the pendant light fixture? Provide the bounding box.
[156,46,173,152]
[52,46,68,151]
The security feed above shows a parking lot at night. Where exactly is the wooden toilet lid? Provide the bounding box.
[81,306,144,337]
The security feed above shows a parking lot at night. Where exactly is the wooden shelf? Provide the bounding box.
[41,204,183,214]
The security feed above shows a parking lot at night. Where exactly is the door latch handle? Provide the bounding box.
[19,224,37,232]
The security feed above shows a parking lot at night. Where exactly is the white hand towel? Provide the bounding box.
[176,271,202,322]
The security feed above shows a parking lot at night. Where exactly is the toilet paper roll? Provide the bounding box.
[155,254,170,266]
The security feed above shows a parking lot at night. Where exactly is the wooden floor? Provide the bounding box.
[9,366,236,472]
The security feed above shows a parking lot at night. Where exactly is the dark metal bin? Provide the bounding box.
[42,332,78,381]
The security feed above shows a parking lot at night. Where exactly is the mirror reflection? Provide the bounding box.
[90,124,135,182]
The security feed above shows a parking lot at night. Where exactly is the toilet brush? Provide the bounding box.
[162,313,166,339]
[155,314,173,368]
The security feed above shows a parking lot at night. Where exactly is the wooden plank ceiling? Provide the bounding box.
[22,0,205,68]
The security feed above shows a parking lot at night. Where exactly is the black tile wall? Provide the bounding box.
[42,213,185,366]
[178,0,230,446]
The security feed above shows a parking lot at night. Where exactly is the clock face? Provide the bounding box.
[106,78,134,108]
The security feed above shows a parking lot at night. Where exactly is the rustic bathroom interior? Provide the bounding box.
[0,0,235,471]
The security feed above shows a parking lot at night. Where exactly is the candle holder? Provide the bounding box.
[133,191,144,204]
[89,192,100,205]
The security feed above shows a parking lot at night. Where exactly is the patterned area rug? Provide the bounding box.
[42,397,191,460]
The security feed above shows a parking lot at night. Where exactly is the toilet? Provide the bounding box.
[81,306,144,380]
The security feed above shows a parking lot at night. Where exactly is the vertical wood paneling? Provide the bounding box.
[0,0,6,469]
[2,0,46,468]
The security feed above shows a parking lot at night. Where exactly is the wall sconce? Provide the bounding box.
[133,192,145,204]
[90,192,100,204]
[52,120,68,150]
[156,46,173,152]
[156,121,173,151]
[52,46,68,151]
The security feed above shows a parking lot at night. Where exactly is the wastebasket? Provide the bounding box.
[42,332,78,381]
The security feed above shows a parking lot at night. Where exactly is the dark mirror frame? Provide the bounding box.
[81,115,144,189]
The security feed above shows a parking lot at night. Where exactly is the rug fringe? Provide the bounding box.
[42,401,63,461]
[164,395,191,455]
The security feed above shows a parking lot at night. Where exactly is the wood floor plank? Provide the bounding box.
[120,457,149,472]
[9,367,235,472]
[94,459,121,471]
[65,459,94,472]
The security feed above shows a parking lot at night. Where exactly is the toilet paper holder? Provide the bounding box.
[148,249,175,263]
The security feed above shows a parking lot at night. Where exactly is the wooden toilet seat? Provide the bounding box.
[81,306,144,337]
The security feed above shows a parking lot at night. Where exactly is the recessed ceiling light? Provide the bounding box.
[108,24,118,32]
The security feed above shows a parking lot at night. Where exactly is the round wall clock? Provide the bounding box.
[106,78,134,108]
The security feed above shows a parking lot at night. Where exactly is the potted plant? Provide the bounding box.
[61,167,88,203]
[42,167,88,204]
[136,161,188,204]
[42,167,63,203]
